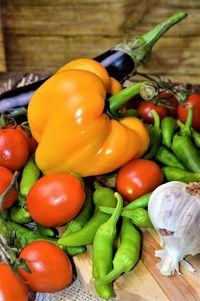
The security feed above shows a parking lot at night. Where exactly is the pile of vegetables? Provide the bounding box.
[1,10,200,301]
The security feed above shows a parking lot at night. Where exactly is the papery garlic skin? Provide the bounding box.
[148,181,200,276]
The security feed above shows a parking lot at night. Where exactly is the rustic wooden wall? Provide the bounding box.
[0,0,6,71]
[1,0,200,84]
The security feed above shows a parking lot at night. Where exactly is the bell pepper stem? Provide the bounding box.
[0,171,20,211]
[108,81,157,115]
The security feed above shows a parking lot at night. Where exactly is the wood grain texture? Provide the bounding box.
[0,1,6,71]
[73,229,200,301]
[1,0,200,83]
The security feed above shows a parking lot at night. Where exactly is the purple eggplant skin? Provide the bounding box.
[0,12,187,112]
[95,49,135,82]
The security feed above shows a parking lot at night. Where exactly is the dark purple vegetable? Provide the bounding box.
[95,11,187,81]
[0,12,187,112]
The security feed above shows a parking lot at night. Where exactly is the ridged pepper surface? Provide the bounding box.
[28,58,150,177]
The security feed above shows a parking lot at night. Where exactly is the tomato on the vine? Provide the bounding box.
[16,125,38,154]
[0,263,28,301]
[0,166,18,210]
[116,159,163,202]
[26,173,85,227]
[0,122,37,155]
[137,100,168,124]
[159,91,179,118]
[177,94,200,131]
[18,241,73,292]
[0,128,29,171]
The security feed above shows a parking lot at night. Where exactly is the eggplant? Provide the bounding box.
[0,12,187,112]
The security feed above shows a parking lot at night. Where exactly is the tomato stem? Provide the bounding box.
[0,171,20,211]
[0,234,18,266]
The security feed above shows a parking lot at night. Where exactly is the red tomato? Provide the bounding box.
[0,166,18,210]
[0,263,28,301]
[26,173,85,227]
[16,125,38,154]
[116,159,163,202]
[18,241,73,292]
[0,128,29,171]
[0,122,37,155]
[159,91,178,118]
[137,100,168,124]
[177,94,200,131]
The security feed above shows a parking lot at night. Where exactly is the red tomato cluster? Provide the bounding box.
[136,92,200,130]
[137,91,179,124]
[0,122,84,297]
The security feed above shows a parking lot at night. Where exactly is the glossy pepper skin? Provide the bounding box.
[28,58,150,177]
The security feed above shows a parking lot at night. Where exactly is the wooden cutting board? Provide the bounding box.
[73,229,200,301]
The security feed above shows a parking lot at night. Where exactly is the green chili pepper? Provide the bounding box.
[36,224,55,237]
[191,128,200,149]
[171,108,200,173]
[95,217,141,285]
[154,145,185,169]
[92,192,123,300]
[144,110,161,159]
[0,218,57,251]
[99,207,152,228]
[177,107,193,138]
[0,217,8,237]
[58,186,117,247]
[125,192,151,209]
[171,135,200,172]
[126,108,141,118]
[162,166,200,183]
[121,208,152,228]
[161,116,177,148]
[19,155,40,197]
[99,192,151,216]
[10,206,32,224]
[59,186,93,256]
[1,210,8,220]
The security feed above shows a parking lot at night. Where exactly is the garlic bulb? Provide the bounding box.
[148,181,200,276]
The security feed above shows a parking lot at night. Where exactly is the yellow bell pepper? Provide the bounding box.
[28,58,151,177]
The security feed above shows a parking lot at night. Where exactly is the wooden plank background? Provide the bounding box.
[0,0,6,71]
[1,0,200,84]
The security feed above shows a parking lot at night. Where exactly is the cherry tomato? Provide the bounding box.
[26,173,85,227]
[16,125,38,154]
[159,91,178,118]
[116,159,163,202]
[0,166,18,210]
[177,94,200,131]
[0,122,38,155]
[0,263,28,301]
[0,128,29,171]
[18,241,73,292]
[137,100,168,124]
